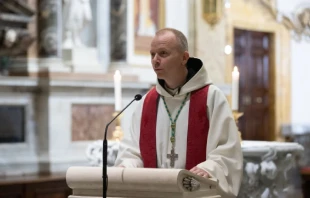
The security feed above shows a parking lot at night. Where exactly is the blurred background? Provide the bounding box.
[0,0,309,197]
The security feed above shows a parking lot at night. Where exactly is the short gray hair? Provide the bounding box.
[155,28,188,52]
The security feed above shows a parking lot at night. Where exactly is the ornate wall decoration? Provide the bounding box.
[86,140,119,167]
[110,0,127,61]
[38,0,61,57]
[240,141,304,198]
[40,26,58,56]
[202,0,224,26]
[292,6,310,41]
[282,124,310,167]
[260,0,310,42]
[0,1,35,57]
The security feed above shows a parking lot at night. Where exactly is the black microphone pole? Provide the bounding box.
[103,94,142,198]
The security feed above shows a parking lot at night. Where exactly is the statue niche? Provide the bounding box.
[61,0,102,73]
[62,0,92,49]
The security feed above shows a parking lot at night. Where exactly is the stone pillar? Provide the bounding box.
[37,0,62,58]
[97,0,111,73]
[110,0,127,61]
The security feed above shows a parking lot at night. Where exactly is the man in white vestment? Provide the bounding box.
[114,28,243,197]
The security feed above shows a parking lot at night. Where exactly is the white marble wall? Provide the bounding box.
[97,0,111,73]
[276,0,310,124]
[47,80,149,174]
[0,77,150,176]
[194,2,227,85]
[0,89,38,176]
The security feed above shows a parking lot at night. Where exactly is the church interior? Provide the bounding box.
[0,0,310,197]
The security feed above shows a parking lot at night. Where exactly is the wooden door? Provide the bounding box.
[234,28,274,141]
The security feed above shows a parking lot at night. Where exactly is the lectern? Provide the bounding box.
[66,167,221,198]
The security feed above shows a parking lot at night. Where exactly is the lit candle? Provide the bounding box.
[114,70,122,111]
[232,66,239,111]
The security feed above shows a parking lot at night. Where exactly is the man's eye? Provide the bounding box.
[160,51,166,55]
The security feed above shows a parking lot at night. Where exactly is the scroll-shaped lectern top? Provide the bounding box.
[66,166,221,198]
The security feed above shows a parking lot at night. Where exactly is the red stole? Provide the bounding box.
[140,85,210,170]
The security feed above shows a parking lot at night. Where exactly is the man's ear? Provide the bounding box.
[182,51,190,66]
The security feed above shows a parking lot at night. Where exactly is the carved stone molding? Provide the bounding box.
[86,140,119,167]
[282,124,310,167]
[239,141,304,198]
[290,5,310,42]
[259,0,310,42]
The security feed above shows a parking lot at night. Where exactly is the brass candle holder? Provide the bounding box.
[232,110,243,142]
[111,111,124,141]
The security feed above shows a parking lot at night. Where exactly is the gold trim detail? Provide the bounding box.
[202,0,223,26]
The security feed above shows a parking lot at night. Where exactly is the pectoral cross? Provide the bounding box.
[167,148,178,168]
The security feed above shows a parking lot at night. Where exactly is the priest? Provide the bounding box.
[114,28,243,197]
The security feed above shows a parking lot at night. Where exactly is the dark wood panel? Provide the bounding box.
[25,180,71,198]
[34,193,66,198]
[301,167,310,198]
[0,174,72,198]
[0,184,23,198]
[234,28,273,141]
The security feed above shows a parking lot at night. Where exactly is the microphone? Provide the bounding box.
[102,94,142,198]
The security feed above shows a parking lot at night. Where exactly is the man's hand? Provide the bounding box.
[190,166,210,178]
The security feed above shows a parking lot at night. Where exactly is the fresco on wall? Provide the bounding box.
[133,0,165,55]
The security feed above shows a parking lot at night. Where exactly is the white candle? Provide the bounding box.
[114,70,122,111]
[232,66,239,111]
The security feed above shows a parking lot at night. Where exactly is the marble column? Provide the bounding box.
[110,0,127,61]
[97,0,111,73]
[37,0,62,58]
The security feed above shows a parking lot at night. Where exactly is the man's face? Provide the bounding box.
[150,32,188,80]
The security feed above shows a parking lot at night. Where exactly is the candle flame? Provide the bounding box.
[114,70,122,81]
[233,66,239,72]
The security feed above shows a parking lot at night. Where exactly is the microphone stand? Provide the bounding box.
[102,95,141,198]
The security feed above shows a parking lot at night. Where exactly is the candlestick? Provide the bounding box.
[232,110,243,142]
[111,111,123,141]
[232,66,239,111]
[114,70,122,111]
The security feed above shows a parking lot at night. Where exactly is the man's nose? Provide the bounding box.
[152,54,160,64]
